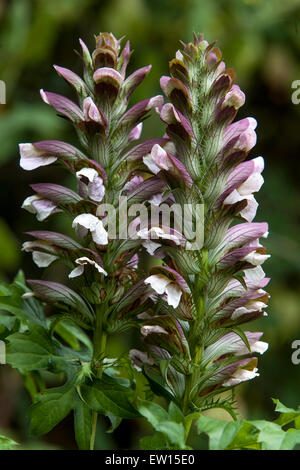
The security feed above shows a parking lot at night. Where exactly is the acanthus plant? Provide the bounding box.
[1,31,300,451]
[130,33,272,441]
[4,32,168,450]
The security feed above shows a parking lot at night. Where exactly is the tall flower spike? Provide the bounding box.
[19,33,166,448]
[136,34,270,414]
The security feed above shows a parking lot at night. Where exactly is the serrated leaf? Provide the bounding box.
[74,397,92,450]
[30,385,75,435]
[272,398,300,427]
[80,378,139,419]
[251,420,300,450]
[6,326,57,370]
[6,324,81,372]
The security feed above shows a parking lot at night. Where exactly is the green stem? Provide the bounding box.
[90,305,107,450]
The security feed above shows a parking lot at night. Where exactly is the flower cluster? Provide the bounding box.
[131,34,270,413]
[19,33,166,360]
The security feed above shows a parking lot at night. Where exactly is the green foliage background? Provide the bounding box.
[0,0,299,449]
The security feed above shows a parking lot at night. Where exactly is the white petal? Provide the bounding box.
[21,195,40,214]
[232,300,267,319]
[141,325,168,336]
[76,167,98,182]
[239,195,258,222]
[244,265,265,282]
[129,123,143,141]
[148,193,163,206]
[144,274,171,295]
[238,173,264,196]
[88,177,105,202]
[40,89,50,104]
[72,213,100,238]
[223,367,259,386]
[242,251,270,266]
[223,189,243,205]
[143,154,161,174]
[91,220,108,245]
[142,239,161,255]
[251,341,268,354]
[253,156,264,173]
[74,256,107,275]
[32,251,58,268]
[165,283,182,308]
[31,198,58,221]
[129,348,153,371]
[19,143,57,170]
[68,265,85,278]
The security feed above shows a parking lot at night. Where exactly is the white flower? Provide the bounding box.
[129,349,154,371]
[19,143,57,171]
[69,256,107,278]
[128,123,143,141]
[141,240,162,256]
[231,300,268,320]
[223,157,264,222]
[72,214,108,245]
[76,167,105,202]
[83,97,103,124]
[148,193,163,206]
[145,274,182,308]
[22,195,59,221]
[141,325,168,336]
[244,265,266,282]
[143,144,172,175]
[242,251,270,266]
[223,367,259,387]
[32,251,58,268]
[137,226,183,255]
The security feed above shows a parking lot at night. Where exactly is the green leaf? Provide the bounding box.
[197,415,242,450]
[227,420,260,449]
[0,270,47,327]
[272,398,300,427]
[6,324,80,372]
[168,401,185,424]
[251,420,300,450]
[80,378,139,419]
[137,399,169,428]
[6,326,57,370]
[137,399,186,449]
[30,385,75,435]
[74,397,92,450]
[157,421,186,449]
[140,432,168,450]
[0,434,18,450]
[106,414,122,434]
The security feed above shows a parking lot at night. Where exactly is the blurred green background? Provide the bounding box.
[0,0,300,449]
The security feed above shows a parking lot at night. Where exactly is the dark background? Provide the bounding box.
[0,0,299,449]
